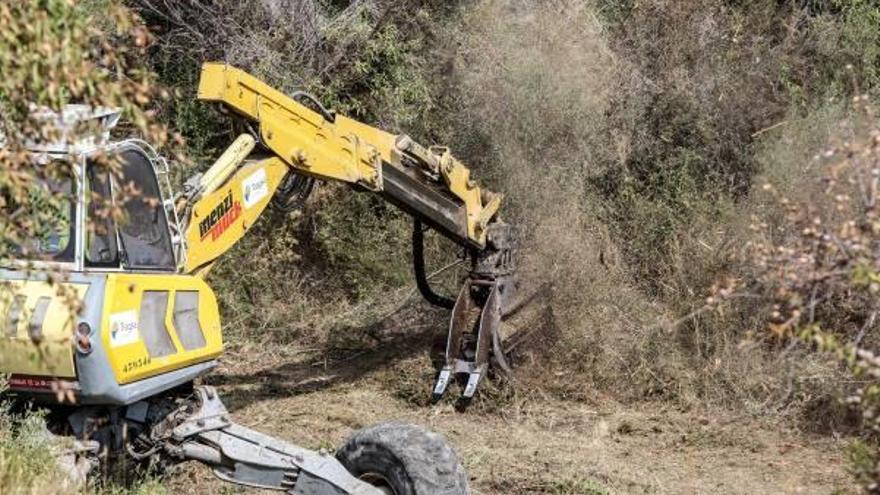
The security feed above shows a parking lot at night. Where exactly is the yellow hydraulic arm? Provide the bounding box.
[194,63,501,246]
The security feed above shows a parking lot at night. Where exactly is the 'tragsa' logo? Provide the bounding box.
[242,168,268,209]
[199,191,242,241]
[109,310,139,347]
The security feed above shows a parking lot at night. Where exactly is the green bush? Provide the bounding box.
[0,405,64,495]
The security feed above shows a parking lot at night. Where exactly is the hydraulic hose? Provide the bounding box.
[291,91,335,123]
[412,220,455,309]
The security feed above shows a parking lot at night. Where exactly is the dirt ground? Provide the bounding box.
[165,332,854,495]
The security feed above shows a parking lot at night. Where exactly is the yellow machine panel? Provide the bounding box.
[0,280,87,378]
[102,273,222,384]
[184,158,289,273]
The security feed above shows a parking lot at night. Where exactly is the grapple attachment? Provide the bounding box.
[422,222,519,403]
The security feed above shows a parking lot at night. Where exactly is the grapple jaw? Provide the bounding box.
[430,222,519,404]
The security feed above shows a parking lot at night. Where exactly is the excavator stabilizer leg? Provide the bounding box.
[159,387,383,495]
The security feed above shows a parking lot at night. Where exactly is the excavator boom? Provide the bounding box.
[195,63,501,250]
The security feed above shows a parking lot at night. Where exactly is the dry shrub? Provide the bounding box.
[433,0,874,417]
[577,1,879,415]
[733,99,880,489]
[595,0,811,286]
[661,102,857,419]
[676,100,863,427]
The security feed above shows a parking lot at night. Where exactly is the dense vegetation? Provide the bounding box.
[136,0,880,487]
[4,0,880,492]
[137,0,880,414]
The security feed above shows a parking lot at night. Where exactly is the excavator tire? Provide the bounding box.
[335,422,469,495]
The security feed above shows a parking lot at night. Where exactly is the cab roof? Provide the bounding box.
[0,104,121,156]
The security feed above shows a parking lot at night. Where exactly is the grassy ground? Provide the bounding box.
[0,307,856,494]
[153,308,854,495]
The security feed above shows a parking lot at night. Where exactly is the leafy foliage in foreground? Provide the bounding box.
[0,0,169,492]
[741,102,880,491]
[0,0,171,263]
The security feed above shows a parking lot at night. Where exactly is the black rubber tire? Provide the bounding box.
[335,422,469,495]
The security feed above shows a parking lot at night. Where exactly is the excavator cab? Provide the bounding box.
[90,146,179,270]
[0,106,221,404]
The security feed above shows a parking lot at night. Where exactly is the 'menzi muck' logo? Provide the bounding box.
[199,192,242,241]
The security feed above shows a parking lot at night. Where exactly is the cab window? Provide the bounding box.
[85,162,119,267]
[3,163,76,263]
[114,149,175,270]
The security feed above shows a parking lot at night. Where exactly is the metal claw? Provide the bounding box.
[432,367,453,402]
[462,368,485,399]
[432,277,508,402]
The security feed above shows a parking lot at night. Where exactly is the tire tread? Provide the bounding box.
[336,422,469,495]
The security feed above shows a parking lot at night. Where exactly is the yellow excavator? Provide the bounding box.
[0,64,520,494]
